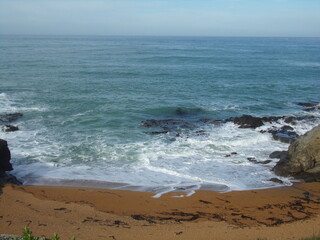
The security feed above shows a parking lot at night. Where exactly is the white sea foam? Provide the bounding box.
[10,120,294,197]
[6,106,318,197]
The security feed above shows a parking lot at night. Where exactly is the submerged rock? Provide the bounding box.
[141,119,196,134]
[1,125,19,132]
[269,125,299,144]
[273,125,320,181]
[297,102,320,112]
[0,113,23,123]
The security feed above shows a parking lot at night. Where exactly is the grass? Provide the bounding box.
[9,227,75,240]
[3,226,319,240]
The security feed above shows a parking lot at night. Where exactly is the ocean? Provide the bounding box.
[0,35,319,196]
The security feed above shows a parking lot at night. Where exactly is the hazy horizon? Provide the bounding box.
[1,0,320,37]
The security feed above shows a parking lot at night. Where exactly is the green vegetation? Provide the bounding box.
[10,227,75,240]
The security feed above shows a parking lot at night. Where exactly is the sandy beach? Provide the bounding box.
[0,182,319,240]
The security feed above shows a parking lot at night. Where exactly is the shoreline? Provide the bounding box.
[1,181,319,240]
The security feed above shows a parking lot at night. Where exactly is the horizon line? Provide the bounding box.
[1,33,320,39]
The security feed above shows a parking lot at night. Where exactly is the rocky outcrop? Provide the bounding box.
[0,139,21,191]
[227,115,264,129]
[0,139,12,171]
[269,125,299,143]
[297,102,320,112]
[273,125,320,181]
[1,125,19,132]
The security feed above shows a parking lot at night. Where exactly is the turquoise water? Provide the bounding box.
[1,36,319,195]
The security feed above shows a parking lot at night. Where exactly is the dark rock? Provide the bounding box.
[141,119,195,134]
[0,171,22,186]
[269,151,288,160]
[294,172,320,183]
[297,102,317,108]
[268,125,299,143]
[284,116,296,124]
[175,107,204,116]
[0,170,22,193]
[261,116,284,123]
[247,157,257,163]
[283,115,317,125]
[2,125,19,132]
[142,119,187,128]
[228,115,264,129]
[297,102,320,112]
[150,131,168,135]
[0,139,12,171]
[0,113,23,123]
[273,125,320,179]
[199,119,224,125]
[269,178,284,184]
[260,160,272,164]
[247,157,272,164]
[195,130,207,136]
[281,125,294,131]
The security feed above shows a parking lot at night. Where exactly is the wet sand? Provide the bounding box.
[0,182,320,240]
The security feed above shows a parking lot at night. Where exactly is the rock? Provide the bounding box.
[270,126,299,143]
[297,102,316,108]
[260,160,272,164]
[200,119,224,125]
[0,140,21,191]
[261,116,283,123]
[283,115,317,124]
[247,157,272,164]
[0,113,23,123]
[0,139,13,171]
[297,102,320,112]
[273,125,320,179]
[224,152,237,158]
[2,125,19,132]
[269,151,288,159]
[0,171,22,187]
[195,130,207,136]
[141,119,195,134]
[247,157,257,163]
[269,178,284,184]
[150,131,168,135]
[228,115,264,129]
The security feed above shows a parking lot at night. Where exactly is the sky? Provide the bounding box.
[0,0,319,37]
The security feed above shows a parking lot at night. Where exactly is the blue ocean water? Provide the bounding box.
[0,35,319,196]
